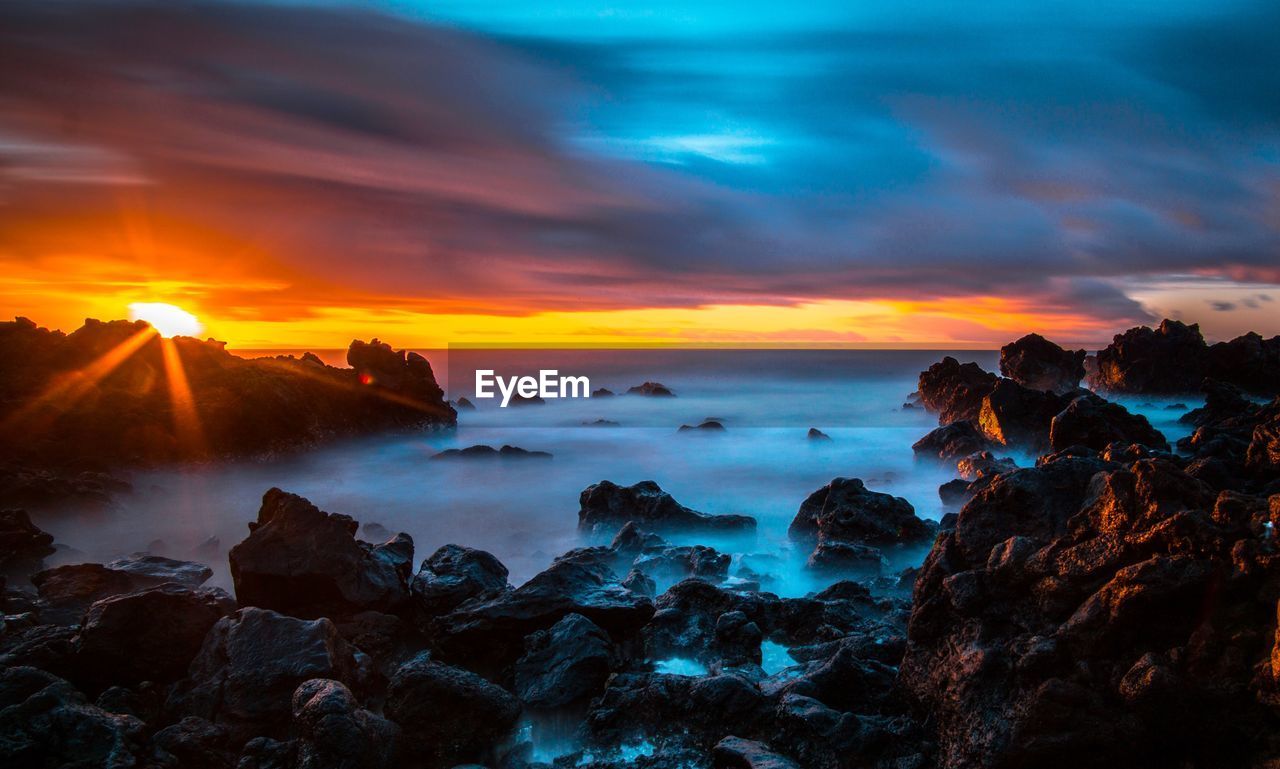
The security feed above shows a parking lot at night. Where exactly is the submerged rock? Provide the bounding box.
[430,444,553,460]
[679,420,726,432]
[627,382,676,397]
[999,333,1086,395]
[579,480,756,538]
[807,428,832,441]
[228,488,413,619]
[384,653,520,768]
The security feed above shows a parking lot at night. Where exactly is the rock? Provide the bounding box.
[912,421,990,461]
[146,716,234,769]
[228,488,413,618]
[76,583,235,686]
[955,452,1016,481]
[917,357,998,423]
[976,379,1067,449]
[807,428,831,441]
[633,545,731,585]
[585,671,769,748]
[592,388,615,397]
[514,613,613,708]
[1091,319,1208,393]
[1247,402,1280,475]
[1205,332,1280,396]
[508,393,545,406]
[168,607,359,743]
[0,666,144,767]
[32,563,148,625]
[384,653,520,768]
[585,419,620,426]
[1049,394,1169,452]
[0,509,55,577]
[454,396,476,410]
[105,553,213,588]
[627,382,676,397]
[788,477,935,548]
[436,559,653,670]
[429,444,552,459]
[291,678,400,769]
[999,333,1086,394]
[579,480,756,538]
[410,544,509,619]
[712,736,802,769]
[1180,380,1258,428]
[805,540,883,576]
[0,318,454,470]
[679,420,726,432]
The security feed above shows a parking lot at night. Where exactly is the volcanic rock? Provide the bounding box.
[807,428,832,441]
[679,420,726,432]
[627,382,676,397]
[955,451,1016,481]
[917,357,998,423]
[0,509,55,577]
[976,379,1068,449]
[912,420,990,461]
[788,477,935,548]
[1205,331,1280,396]
[514,612,614,708]
[579,480,756,538]
[430,444,552,459]
[291,678,400,769]
[713,735,802,769]
[999,333,1086,395]
[105,553,213,588]
[1049,394,1169,452]
[0,666,144,767]
[409,544,510,619]
[228,488,413,619]
[1091,319,1208,393]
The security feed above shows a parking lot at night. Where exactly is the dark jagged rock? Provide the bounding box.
[1091,319,1208,393]
[410,544,510,620]
[291,678,400,769]
[679,420,726,432]
[804,540,883,576]
[0,317,454,470]
[788,478,934,548]
[228,488,413,619]
[0,509,55,577]
[453,396,476,410]
[1049,394,1169,452]
[384,653,520,768]
[633,545,731,585]
[1205,331,1280,396]
[1180,379,1259,428]
[105,553,213,588]
[585,418,621,426]
[146,716,234,769]
[514,612,613,708]
[430,444,553,460]
[579,480,756,538]
[0,666,144,767]
[1248,402,1280,475]
[807,428,831,441]
[901,451,1280,769]
[955,451,1016,481]
[912,420,989,461]
[436,559,653,670]
[32,563,154,625]
[592,388,616,397]
[999,333,1086,395]
[712,735,802,769]
[976,378,1068,449]
[917,357,998,424]
[0,467,132,513]
[75,583,235,687]
[168,607,359,743]
[627,382,676,397]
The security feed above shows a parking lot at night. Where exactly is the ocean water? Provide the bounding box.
[35,350,1201,597]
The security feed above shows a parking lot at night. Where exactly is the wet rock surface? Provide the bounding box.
[430,444,553,460]
[579,480,756,538]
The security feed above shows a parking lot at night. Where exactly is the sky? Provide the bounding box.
[0,0,1277,348]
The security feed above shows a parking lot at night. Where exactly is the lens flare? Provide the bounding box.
[128,302,204,338]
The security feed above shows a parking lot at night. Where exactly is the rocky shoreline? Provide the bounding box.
[1,318,1279,768]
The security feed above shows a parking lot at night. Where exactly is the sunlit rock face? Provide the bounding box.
[1092,319,1280,397]
[0,317,455,471]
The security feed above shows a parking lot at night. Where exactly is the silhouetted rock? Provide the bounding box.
[999,333,1086,394]
[0,509,55,577]
[917,357,997,423]
[291,678,400,769]
[627,382,676,397]
[788,477,934,548]
[579,480,756,538]
[585,418,620,426]
[977,379,1068,448]
[75,583,235,687]
[430,444,552,459]
[384,653,520,768]
[1180,379,1259,428]
[912,420,989,461]
[1247,401,1280,475]
[0,317,455,469]
[453,396,476,410]
[1091,319,1208,393]
[168,607,359,743]
[514,612,613,708]
[409,544,509,619]
[807,428,831,441]
[679,420,725,432]
[592,388,616,397]
[1205,331,1280,396]
[1049,394,1168,452]
[0,666,144,766]
[228,488,413,619]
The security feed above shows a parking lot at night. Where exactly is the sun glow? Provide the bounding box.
[128,302,204,338]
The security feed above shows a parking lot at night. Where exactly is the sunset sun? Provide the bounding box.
[128,302,204,338]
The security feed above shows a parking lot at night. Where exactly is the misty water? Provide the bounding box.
[36,350,1200,599]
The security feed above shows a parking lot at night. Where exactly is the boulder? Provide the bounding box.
[291,678,400,769]
[1205,332,1280,396]
[410,544,509,619]
[454,396,476,410]
[713,736,802,769]
[955,452,1016,481]
[0,509,55,577]
[0,666,144,767]
[999,333,1086,394]
[912,421,989,461]
[1179,380,1259,428]
[917,357,998,423]
[429,444,552,460]
[514,613,613,708]
[1091,319,1208,393]
[679,420,726,432]
[578,480,756,538]
[145,716,234,769]
[384,654,520,768]
[1247,403,1280,475]
[627,382,676,397]
[168,607,359,743]
[976,379,1067,449]
[807,428,832,441]
[804,540,883,576]
[105,554,213,588]
[76,583,235,686]
[32,563,149,625]
[228,488,413,618]
[788,478,934,548]
[1049,394,1169,452]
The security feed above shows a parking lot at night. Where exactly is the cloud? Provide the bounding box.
[1209,301,1238,311]
[0,0,1276,335]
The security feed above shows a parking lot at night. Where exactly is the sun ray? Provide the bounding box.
[160,338,208,457]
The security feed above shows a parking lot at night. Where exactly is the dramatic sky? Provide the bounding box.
[1,0,1277,347]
